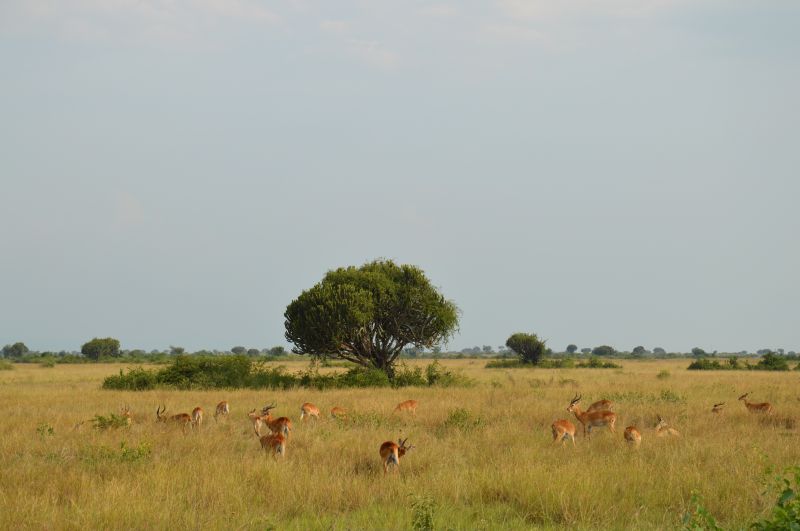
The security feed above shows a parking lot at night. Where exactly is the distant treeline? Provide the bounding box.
[687,353,800,371]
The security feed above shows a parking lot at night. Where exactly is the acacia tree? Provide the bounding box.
[506,333,547,365]
[81,337,121,360]
[284,260,459,379]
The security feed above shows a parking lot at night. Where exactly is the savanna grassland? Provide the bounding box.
[1,359,798,530]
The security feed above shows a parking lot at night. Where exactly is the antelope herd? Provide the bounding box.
[97,389,778,472]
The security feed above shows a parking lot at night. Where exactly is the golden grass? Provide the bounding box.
[1,359,798,530]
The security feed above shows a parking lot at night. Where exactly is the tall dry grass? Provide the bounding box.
[1,359,798,530]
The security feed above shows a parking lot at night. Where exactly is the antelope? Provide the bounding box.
[257,404,292,438]
[330,406,348,420]
[587,399,614,412]
[655,415,681,437]
[551,419,576,447]
[300,402,320,421]
[566,395,617,437]
[214,401,230,421]
[711,402,725,414]
[121,405,133,427]
[191,407,204,429]
[624,426,642,447]
[156,405,192,433]
[260,433,286,459]
[738,393,773,414]
[393,400,418,416]
[379,437,415,475]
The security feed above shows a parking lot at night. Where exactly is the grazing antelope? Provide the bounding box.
[156,405,192,433]
[300,402,320,421]
[260,433,286,459]
[259,404,292,438]
[655,415,681,437]
[330,406,348,420]
[566,394,617,437]
[711,402,725,414]
[191,407,204,429]
[551,419,576,447]
[739,393,773,414]
[624,426,642,447]
[214,401,230,421]
[587,399,614,412]
[379,437,415,475]
[393,400,418,416]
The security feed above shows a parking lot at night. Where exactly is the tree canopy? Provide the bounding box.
[81,338,121,360]
[2,342,29,358]
[592,345,616,357]
[566,344,578,354]
[505,333,547,365]
[284,260,459,378]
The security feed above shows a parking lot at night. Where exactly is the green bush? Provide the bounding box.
[0,360,14,371]
[576,357,621,369]
[687,359,725,370]
[441,407,485,432]
[752,352,790,371]
[657,370,671,380]
[91,412,130,430]
[102,357,469,391]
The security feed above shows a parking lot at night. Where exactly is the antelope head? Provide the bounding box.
[261,403,277,416]
[567,394,582,412]
[398,437,415,455]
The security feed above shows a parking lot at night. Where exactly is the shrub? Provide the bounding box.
[505,333,547,365]
[91,412,130,430]
[576,357,620,369]
[752,352,790,371]
[752,465,800,530]
[657,370,671,380]
[410,494,436,531]
[0,360,14,371]
[102,367,159,390]
[441,408,485,432]
[687,359,725,371]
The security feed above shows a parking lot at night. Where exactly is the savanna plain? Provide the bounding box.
[1,359,798,530]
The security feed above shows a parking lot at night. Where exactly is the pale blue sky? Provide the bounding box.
[1,1,798,353]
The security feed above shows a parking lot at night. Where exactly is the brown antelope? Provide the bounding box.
[393,400,418,416]
[214,401,230,421]
[739,393,773,414]
[300,402,320,421]
[259,404,292,438]
[156,405,192,433]
[655,415,681,437]
[191,407,204,429]
[551,419,576,447]
[330,406,348,420]
[379,437,415,475]
[711,402,725,414]
[587,399,614,412]
[121,405,133,427]
[260,433,286,459]
[624,426,642,447]
[566,395,617,437]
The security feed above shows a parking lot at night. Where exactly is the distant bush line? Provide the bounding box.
[101,356,472,391]
[485,357,621,369]
[687,353,797,372]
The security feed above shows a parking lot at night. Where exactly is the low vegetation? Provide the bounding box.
[486,357,620,369]
[102,356,471,390]
[687,353,792,371]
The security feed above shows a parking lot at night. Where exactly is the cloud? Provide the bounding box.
[347,39,399,69]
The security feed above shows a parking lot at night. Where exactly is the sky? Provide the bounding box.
[1,0,798,354]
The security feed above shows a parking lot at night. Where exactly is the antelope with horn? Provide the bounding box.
[566,394,617,437]
[551,419,576,447]
[738,393,773,414]
[655,415,681,437]
[247,404,292,438]
[156,405,192,433]
[379,437,415,476]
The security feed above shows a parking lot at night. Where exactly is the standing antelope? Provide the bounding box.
[260,433,286,459]
[393,400,418,416]
[587,399,614,412]
[258,404,292,438]
[738,393,773,414]
[121,405,133,427]
[191,407,204,429]
[300,402,320,421]
[624,426,642,447]
[551,419,576,447]
[156,405,192,433]
[711,402,725,414]
[566,395,617,437]
[379,437,415,475]
[330,406,348,420]
[655,415,681,437]
[214,401,230,421]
